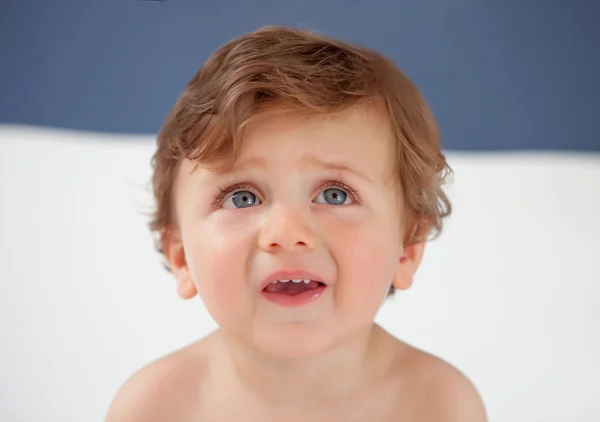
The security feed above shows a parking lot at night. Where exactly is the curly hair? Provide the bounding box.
[147,26,452,295]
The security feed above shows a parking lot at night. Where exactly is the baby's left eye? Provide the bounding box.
[314,187,353,205]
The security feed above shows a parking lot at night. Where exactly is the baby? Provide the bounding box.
[106,26,487,421]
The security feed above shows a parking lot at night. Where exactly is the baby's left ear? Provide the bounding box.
[392,221,428,290]
[392,239,426,290]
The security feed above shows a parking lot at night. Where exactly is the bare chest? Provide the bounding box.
[197,385,418,422]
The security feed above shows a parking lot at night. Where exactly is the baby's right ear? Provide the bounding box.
[161,228,197,300]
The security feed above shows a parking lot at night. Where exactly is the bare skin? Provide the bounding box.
[106,105,487,421]
[106,325,486,422]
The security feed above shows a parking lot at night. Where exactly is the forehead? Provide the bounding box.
[239,104,395,173]
[177,103,396,188]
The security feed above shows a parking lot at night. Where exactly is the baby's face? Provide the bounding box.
[171,105,414,357]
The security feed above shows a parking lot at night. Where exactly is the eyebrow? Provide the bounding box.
[207,153,372,183]
[299,154,373,183]
[207,155,267,177]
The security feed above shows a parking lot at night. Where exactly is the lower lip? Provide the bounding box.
[261,284,327,307]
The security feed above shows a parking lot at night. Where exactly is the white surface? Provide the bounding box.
[1,125,599,422]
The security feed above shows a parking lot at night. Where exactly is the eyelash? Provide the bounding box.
[320,180,361,204]
[211,179,361,209]
[212,182,256,209]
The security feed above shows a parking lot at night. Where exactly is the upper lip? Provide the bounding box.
[260,270,327,291]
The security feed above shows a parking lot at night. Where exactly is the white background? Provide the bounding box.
[1,126,599,421]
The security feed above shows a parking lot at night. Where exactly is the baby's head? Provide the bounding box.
[148,26,451,357]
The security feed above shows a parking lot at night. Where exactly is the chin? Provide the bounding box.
[259,342,328,361]
[252,325,336,360]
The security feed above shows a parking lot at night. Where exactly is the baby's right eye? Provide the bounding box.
[223,190,261,209]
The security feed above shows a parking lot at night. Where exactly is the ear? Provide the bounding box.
[162,228,197,300]
[392,239,426,291]
[392,222,427,291]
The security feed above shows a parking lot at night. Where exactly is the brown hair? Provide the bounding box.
[147,26,452,294]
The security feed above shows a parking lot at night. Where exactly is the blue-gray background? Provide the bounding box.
[1,0,598,151]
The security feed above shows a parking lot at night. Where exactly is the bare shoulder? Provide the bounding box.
[390,340,487,422]
[104,336,213,422]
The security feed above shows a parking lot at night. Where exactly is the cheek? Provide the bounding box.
[331,217,400,299]
[185,218,254,319]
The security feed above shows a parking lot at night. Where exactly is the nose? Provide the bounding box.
[258,204,317,252]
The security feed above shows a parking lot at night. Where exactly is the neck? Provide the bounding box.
[216,324,387,405]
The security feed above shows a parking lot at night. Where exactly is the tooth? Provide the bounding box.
[291,279,303,283]
[303,279,311,284]
[279,279,290,283]
[272,281,277,284]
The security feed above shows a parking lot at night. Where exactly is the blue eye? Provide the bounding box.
[223,190,261,209]
[315,187,351,205]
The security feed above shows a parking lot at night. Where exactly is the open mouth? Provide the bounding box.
[263,279,324,294]
[261,279,327,306]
